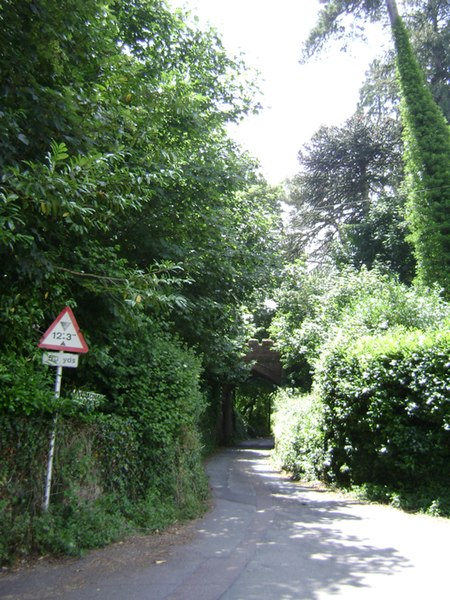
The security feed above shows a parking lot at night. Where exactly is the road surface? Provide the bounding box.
[2,439,449,599]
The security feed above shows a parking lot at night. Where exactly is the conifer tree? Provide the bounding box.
[387,1,450,293]
[303,0,450,294]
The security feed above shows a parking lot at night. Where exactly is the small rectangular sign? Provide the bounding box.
[42,352,79,368]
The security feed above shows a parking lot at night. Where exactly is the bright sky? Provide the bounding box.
[169,0,391,184]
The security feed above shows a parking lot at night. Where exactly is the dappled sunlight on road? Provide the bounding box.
[3,442,448,600]
[203,444,421,600]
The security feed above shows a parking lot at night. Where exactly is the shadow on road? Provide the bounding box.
[3,444,437,600]
[234,437,275,450]
[204,445,412,599]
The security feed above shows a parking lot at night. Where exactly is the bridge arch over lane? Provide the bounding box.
[243,339,282,385]
[220,339,283,443]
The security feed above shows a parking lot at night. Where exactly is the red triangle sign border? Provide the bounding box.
[38,306,89,354]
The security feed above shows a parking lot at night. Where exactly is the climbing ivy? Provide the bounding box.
[392,17,450,294]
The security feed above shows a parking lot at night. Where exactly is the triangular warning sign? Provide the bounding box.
[38,306,89,353]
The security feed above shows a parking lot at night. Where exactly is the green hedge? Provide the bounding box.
[317,326,450,487]
[272,389,326,480]
[0,316,209,565]
[0,411,208,564]
[0,352,54,414]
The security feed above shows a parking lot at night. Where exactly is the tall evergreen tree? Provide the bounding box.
[389,7,450,291]
[302,0,450,294]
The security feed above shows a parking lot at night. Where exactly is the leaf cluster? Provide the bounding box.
[287,114,403,264]
[271,390,326,480]
[316,326,450,487]
[0,0,283,563]
[270,264,447,383]
[392,17,450,294]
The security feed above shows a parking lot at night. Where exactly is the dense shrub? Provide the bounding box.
[0,412,208,564]
[271,267,450,514]
[0,352,54,413]
[0,415,126,562]
[271,265,448,385]
[0,314,209,565]
[95,315,206,490]
[317,326,450,487]
[272,389,326,480]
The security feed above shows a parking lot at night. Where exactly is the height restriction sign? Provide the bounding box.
[38,306,89,353]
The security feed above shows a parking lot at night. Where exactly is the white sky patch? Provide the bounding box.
[169,0,391,184]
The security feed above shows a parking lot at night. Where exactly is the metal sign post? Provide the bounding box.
[42,360,63,512]
[39,307,89,512]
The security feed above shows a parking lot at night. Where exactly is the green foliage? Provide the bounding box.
[0,0,282,565]
[352,481,450,516]
[234,378,276,438]
[317,326,450,487]
[0,408,208,564]
[287,114,403,264]
[31,497,132,557]
[273,0,450,514]
[0,0,282,445]
[272,389,326,480]
[337,192,415,283]
[0,352,54,413]
[271,264,447,384]
[392,17,450,294]
[407,0,450,121]
[302,1,450,292]
[271,264,450,514]
[300,1,450,290]
[97,315,205,438]
[359,0,450,122]
[0,417,51,525]
[163,180,283,383]
[0,0,117,166]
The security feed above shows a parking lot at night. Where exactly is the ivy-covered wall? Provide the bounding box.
[0,318,208,565]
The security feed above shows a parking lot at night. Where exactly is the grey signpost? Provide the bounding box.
[38,307,89,512]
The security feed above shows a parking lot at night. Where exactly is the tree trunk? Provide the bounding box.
[222,384,235,444]
[385,0,399,26]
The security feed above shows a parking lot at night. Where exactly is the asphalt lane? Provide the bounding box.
[2,440,449,599]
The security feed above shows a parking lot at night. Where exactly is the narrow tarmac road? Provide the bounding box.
[2,440,449,599]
